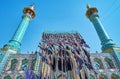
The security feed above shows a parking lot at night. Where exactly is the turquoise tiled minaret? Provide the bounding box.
[86,5,120,68]
[0,5,36,73]
[3,5,36,53]
[86,5,117,53]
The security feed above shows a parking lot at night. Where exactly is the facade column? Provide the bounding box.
[0,53,10,73]
[17,58,22,70]
[34,53,40,74]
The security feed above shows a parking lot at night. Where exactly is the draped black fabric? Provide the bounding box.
[82,48,91,64]
[82,48,90,57]
[58,58,67,72]
[79,72,82,79]
[38,45,46,50]
[38,52,42,56]
[38,52,50,64]
[81,39,90,48]
[65,58,72,71]
[42,56,47,63]
[37,33,93,79]
[52,57,56,71]
[39,70,42,79]
[58,58,62,71]
[46,47,53,54]
[38,52,47,62]
[84,71,88,79]
[63,59,66,72]
[77,58,84,70]
[85,62,93,70]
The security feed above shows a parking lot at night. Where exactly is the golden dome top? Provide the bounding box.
[86,5,98,18]
[23,4,36,18]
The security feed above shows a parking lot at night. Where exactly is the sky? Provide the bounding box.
[0,0,120,54]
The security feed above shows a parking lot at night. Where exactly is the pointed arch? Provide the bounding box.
[104,57,115,69]
[93,58,104,69]
[10,59,18,70]
[99,73,108,79]
[4,75,12,79]
[21,59,29,71]
[111,73,120,79]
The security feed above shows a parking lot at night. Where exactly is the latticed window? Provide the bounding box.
[21,59,29,71]
[10,59,18,71]
[31,58,36,70]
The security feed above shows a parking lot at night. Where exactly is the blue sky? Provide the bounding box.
[0,0,120,53]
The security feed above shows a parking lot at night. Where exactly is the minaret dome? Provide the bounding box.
[23,4,36,18]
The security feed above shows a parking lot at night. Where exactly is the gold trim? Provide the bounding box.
[23,8,36,18]
[86,7,98,18]
[104,48,112,53]
[113,48,120,51]
[8,49,17,53]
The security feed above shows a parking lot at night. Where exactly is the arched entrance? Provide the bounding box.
[21,59,29,71]
[31,58,36,70]
[10,59,18,70]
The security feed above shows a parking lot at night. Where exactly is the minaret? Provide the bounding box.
[3,5,36,53]
[86,5,120,68]
[86,5,117,53]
